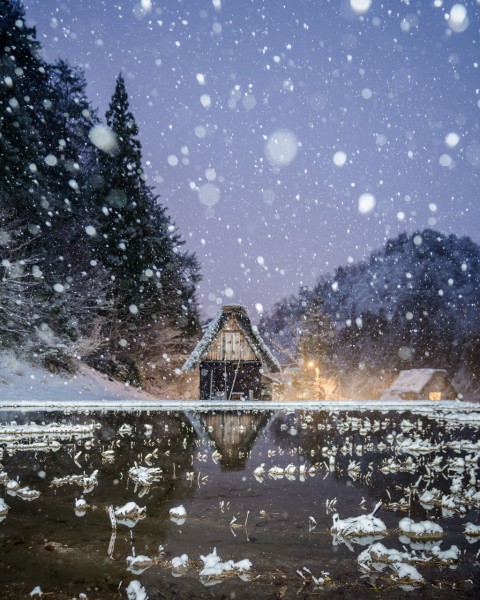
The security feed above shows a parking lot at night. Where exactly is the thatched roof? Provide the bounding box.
[182,304,281,373]
[381,368,452,399]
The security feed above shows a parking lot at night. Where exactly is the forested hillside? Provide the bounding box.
[0,1,200,389]
[260,229,480,396]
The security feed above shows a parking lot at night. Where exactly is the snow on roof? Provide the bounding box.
[384,369,449,394]
[182,304,281,373]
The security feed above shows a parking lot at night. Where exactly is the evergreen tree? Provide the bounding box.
[0,4,200,379]
[0,1,65,352]
[1,3,110,355]
[0,0,49,228]
[92,73,200,370]
[41,59,98,222]
[297,296,334,369]
[38,59,102,299]
[293,296,336,399]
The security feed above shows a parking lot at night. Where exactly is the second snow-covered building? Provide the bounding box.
[380,368,457,401]
[182,305,280,401]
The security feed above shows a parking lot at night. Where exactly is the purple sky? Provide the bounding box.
[23,0,480,320]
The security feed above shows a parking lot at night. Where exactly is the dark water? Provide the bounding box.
[0,407,479,599]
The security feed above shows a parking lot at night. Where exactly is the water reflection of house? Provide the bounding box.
[380,369,457,401]
[182,305,281,401]
[200,411,270,470]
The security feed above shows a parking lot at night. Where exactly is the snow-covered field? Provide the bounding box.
[0,351,156,404]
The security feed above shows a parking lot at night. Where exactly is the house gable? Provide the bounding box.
[205,316,260,362]
[182,305,280,373]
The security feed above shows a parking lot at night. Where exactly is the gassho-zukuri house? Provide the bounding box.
[182,304,281,401]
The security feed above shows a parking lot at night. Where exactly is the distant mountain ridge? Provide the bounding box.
[260,229,480,374]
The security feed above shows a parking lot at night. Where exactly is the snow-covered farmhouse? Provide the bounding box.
[380,369,457,401]
[182,305,281,401]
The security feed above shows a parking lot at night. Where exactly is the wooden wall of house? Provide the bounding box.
[199,360,262,400]
[205,316,259,362]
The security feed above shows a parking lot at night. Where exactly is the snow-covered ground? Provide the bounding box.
[0,351,156,404]
[2,352,480,422]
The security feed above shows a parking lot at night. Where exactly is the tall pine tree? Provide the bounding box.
[297,296,334,369]
[0,0,49,228]
[1,5,199,377]
[37,59,106,339]
[1,3,111,357]
[41,59,98,226]
[92,73,200,377]
[0,1,59,352]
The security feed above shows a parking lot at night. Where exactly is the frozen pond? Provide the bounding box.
[1,404,480,599]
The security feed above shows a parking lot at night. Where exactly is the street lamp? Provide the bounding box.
[306,359,321,399]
